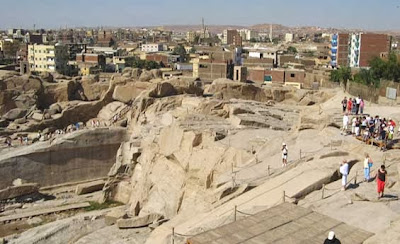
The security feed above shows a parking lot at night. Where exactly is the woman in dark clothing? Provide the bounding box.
[376,165,387,199]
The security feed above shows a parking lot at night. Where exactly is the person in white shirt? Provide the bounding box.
[282,143,288,167]
[351,117,357,135]
[363,153,373,182]
[340,160,349,191]
[342,113,349,135]
[355,95,361,115]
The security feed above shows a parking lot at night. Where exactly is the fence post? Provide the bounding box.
[282,191,286,203]
[267,165,270,176]
[172,227,175,244]
[321,184,325,199]
[299,149,302,160]
[234,205,237,221]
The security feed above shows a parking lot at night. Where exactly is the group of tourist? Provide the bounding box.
[341,96,365,115]
[342,113,397,150]
[340,155,387,199]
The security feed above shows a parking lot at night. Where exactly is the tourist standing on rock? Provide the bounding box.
[360,99,365,114]
[5,137,12,147]
[341,113,349,135]
[375,165,387,199]
[355,95,361,115]
[324,231,341,244]
[363,153,373,182]
[282,143,288,167]
[340,160,349,191]
[352,98,357,114]
[341,97,347,114]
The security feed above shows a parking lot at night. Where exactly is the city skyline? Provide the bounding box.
[1,0,400,31]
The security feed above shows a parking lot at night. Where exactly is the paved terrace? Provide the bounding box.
[187,203,373,244]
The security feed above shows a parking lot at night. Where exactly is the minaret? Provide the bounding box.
[269,24,273,42]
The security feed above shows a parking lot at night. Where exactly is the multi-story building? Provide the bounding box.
[186,31,196,43]
[238,29,258,41]
[141,43,164,53]
[28,44,68,73]
[285,33,294,43]
[76,53,106,75]
[223,30,242,46]
[331,33,390,68]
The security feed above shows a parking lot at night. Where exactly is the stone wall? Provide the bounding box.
[0,128,126,189]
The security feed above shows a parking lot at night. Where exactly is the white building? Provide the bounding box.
[141,43,164,53]
[285,33,294,43]
[239,29,259,41]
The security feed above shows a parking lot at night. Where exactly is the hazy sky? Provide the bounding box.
[1,0,400,30]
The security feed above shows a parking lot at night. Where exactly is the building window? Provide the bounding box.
[290,74,295,78]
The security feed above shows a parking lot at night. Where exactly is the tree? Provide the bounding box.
[250,38,257,43]
[172,44,187,62]
[330,70,341,83]
[189,47,196,54]
[329,67,352,88]
[287,46,297,54]
[144,60,160,70]
[2,40,21,59]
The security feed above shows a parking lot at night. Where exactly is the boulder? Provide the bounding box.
[14,117,27,124]
[150,69,162,79]
[112,82,151,103]
[0,119,9,127]
[75,180,106,195]
[97,102,127,121]
[116,118,128,127]
[0,183,39,201]
[131,68,142,79]
[13,93,38,109]
[167,78,203,96]
[40,72,54,83]
[117,213,164,229]
[31,112,43,121]
[4,75,43,92]
[2,108,28,120]
[105,208,128,226]
[13,178,28,186]
[139,70,153,82]
[122,67,133,78]
[67,80,87,101]
[49,103,62,113]
[148,82,177,98]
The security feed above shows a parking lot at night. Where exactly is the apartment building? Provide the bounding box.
[76,53,106,75]
[223,30,242,46]
[141,43,164,53]
[28,44,68,73]
[331,33,390,68]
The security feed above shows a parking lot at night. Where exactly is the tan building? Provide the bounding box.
[186,31,196,43]
[76,53,106,75]
[28,44,68,74]
[192,58,234,81]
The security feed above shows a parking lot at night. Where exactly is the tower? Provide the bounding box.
[269,24,273,42]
